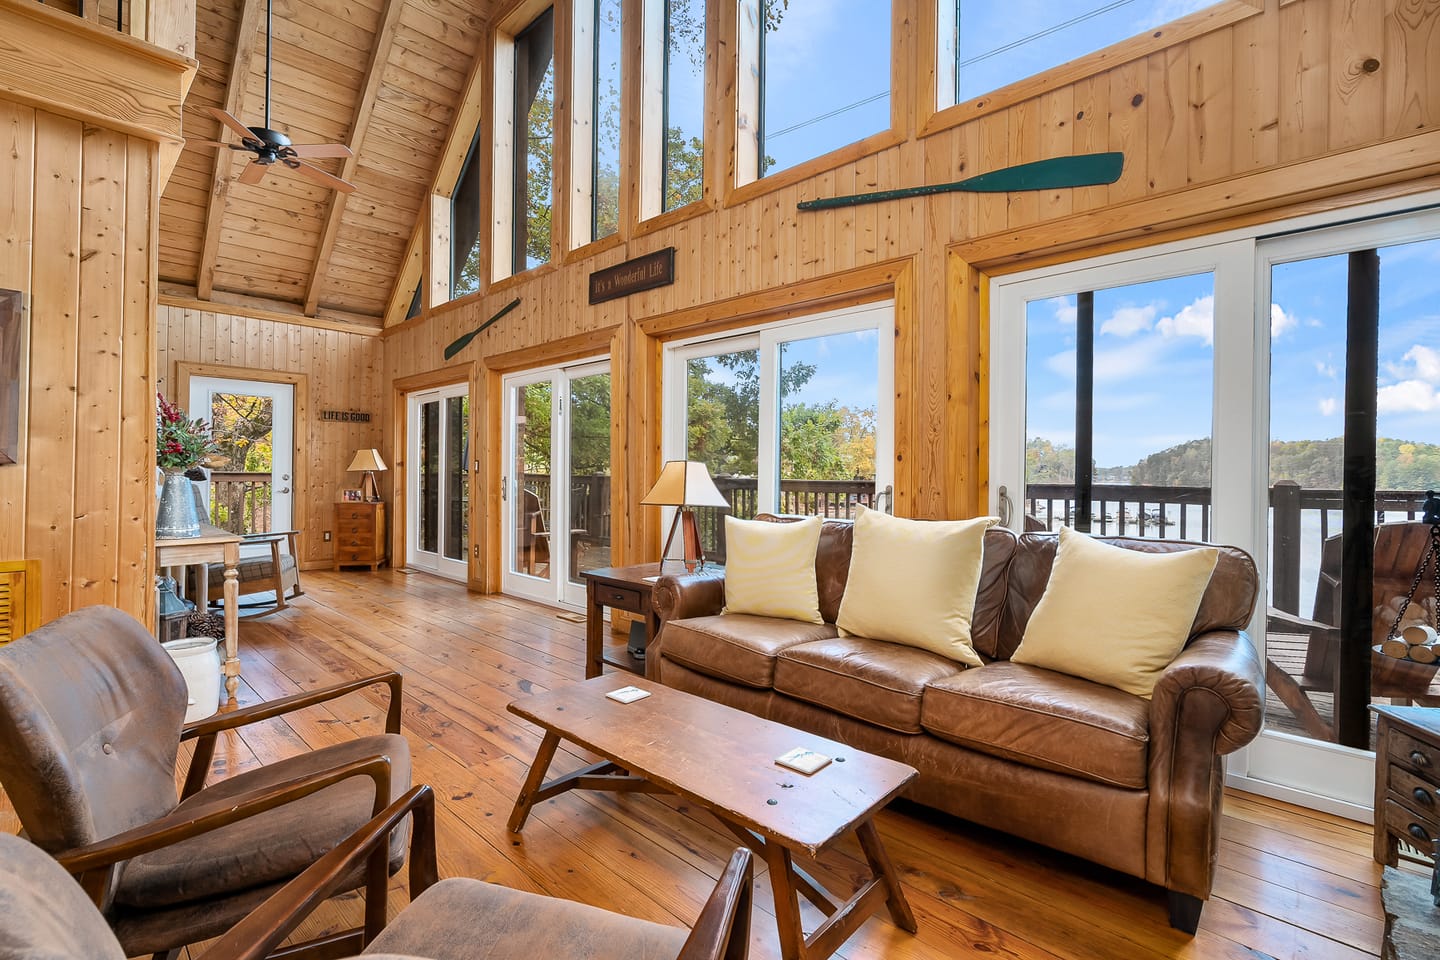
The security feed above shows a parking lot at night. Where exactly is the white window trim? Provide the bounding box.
[638,0,666,222]
[569,0,597,248]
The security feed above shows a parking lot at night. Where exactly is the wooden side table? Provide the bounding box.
[156,524,241,699]
[334,501,386,571]
[580,563,664,678]
[1373,705,1440,865]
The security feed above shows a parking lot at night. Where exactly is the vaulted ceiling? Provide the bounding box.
[159,0,491,329]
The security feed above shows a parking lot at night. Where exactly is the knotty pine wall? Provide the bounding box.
[381,0,1440,589]
[0,98,158,626]
[155,305,385,569]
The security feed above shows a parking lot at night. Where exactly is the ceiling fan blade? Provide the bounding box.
[188,139,246,151]
[287,159,356,193]
[287,143,353,159]
[207,106,257,144]
[238,162,268,185]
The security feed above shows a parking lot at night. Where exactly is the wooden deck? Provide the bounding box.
[1,569,1400,959]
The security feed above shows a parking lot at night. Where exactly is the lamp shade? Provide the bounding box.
[641,460,729,508]
[347,448,387,473]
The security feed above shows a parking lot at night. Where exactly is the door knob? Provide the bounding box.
[278,487,291,494]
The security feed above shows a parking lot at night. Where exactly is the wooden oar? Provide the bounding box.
[443,298,521,360]
[796,152,1124,211]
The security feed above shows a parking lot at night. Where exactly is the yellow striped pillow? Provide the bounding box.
[721,516,823,624]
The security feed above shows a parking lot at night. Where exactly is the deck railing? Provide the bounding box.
[207,471,273,536]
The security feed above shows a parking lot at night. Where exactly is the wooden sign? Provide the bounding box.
[321,410,372,423]
[588,248,675,304]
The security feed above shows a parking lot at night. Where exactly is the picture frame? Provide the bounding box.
[342,488,364,502]
[0,288,27,467]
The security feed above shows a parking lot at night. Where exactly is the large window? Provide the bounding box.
[499,7,556,276]
[664,304,894,562]
[737,0,891,183]
[572,0,623,244]
[938,0,1222,109]
[640,0,706,219]
[451,128,483,298]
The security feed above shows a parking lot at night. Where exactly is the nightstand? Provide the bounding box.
[334,501,386,571]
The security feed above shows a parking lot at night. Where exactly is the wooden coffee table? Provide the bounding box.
[507,676,918,960]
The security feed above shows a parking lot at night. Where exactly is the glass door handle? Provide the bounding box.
[879,484,893,515]
[997,485,1013,527]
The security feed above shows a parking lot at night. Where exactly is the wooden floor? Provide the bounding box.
[2,569,1399,959]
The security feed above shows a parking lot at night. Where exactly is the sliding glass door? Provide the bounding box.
[406,383,469,580]
[663,302,894,563]
[502,360,612,607]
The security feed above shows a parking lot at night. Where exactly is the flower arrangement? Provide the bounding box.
[156,393,219,471]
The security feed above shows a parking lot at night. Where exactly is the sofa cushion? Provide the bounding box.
[775,637,967,734]
[835,507,996,666]
[722,515,823,623]
[920,662,1151,788]
[661,615,836,689]
[1011,527,1219,698]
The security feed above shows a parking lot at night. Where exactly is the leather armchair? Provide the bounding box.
[0,605,413,957]
[0,789,755,960]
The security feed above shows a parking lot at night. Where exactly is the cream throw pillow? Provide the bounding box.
[722,515,823,624]
[835,506,997,666]
[1011,527,1220,698]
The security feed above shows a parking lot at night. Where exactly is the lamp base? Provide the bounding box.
[658,507,707,573]
[361,471,380,502]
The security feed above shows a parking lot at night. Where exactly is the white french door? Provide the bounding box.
[501,359,612,608]
[661,301,895,562]
[406,383,469,581]
[988,192,1440,817]
[188,376,295,536]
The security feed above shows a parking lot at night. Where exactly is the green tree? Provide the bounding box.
[1025,437,1075,483]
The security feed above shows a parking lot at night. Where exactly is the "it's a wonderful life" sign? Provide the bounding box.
[588,247,676,305]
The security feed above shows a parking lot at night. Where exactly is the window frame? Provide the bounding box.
[569,0,626,248]
[492,4,559,282]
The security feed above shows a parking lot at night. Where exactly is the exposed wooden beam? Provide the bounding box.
[160,284,383,336]
[302,0,403,317]
[195,0,264,301]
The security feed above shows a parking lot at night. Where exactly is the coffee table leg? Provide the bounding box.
[856,818,917,933]
[763,840,807,960]
[508,731,561,834]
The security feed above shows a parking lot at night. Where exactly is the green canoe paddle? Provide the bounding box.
[443,297,521,361]
[796,152,1124,211]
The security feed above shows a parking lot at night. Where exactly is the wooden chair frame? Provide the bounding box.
[205,530,304,618]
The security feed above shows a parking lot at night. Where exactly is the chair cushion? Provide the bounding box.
[115,733,412,909]
[661,615,837,689]
[0,833,125,960]
[362,878,688,960]
[774,637,966,734]
[207,552,297,586]
[920,662,1151,788]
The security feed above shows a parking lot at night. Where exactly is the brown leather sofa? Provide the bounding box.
[649,518,1264,933]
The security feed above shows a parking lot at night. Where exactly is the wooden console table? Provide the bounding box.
[156,524,241,699]
[579,563,663,678]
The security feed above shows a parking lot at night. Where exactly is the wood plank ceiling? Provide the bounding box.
[159,0,492,329]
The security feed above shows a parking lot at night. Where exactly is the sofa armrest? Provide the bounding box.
[1151,630,1265,756]
[1144,629,1263,900]
[652,568,726,625]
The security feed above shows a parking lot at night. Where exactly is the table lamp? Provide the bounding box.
[641,460,729,571]
[347,448,387,502]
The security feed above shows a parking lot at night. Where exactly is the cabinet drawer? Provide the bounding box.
[1389,730,1440,777]
[339,531,376,547]
[1389,766,1440,817]
[337,507,372,522]
[596,584,641,610]
[1383,798,1439,856]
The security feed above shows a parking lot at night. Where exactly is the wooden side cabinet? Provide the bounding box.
[1373,705,1440,865]
[334,502,387,571]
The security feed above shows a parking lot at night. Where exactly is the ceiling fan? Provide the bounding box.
[190,0,356,193]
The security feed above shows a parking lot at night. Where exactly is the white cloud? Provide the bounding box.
[1318,397,1339,417]
[1405,344,1440,382]
[1378,380,1440,414]
[1049,297,1077,326]
[1100,304,1155,338]
[1270,303,1298,338]
[1157,294,1214,344]
[1093,337,1171,382]
[1315,360,1337,379]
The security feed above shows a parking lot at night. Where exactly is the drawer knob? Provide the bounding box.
[1408,823,1431,842]
[1415,787,1436,808]
[1411,750,1432,769]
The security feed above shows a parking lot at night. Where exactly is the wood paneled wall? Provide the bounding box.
[380,0,1440,590]
[0,97,158,626]
[156,305,385,568]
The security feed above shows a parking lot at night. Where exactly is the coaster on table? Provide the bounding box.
[775,747,832,775]
[606,685,651,704]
